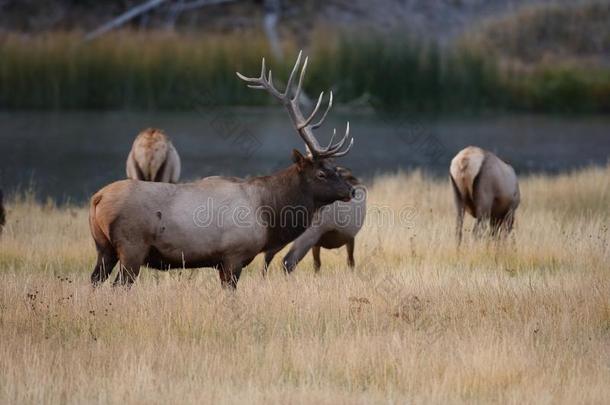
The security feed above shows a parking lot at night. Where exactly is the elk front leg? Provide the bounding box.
[219,259,243,289]
[346,238,355,269]
[283,226,322,273]
[261,247,282,277]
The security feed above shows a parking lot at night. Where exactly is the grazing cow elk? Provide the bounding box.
[89,51,355,288]
[0,189,5,235]
[126,128,181,183]
[262,167,366,274]
[450,146,520,245]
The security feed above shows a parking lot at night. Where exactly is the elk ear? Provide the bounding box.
[292,149,309,171]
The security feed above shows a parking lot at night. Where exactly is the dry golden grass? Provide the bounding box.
[1,166,609,404]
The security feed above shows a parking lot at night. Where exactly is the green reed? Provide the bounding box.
[0,30,607,113]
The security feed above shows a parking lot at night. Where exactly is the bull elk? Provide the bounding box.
[262,167,366,273]
[450,146,520,245]
[126,128,181,183]
[89,51,355,288]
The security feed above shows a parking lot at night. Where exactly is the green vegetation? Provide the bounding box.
[0,32,276,110]
[0,7,608,113]
[468,1,610,67]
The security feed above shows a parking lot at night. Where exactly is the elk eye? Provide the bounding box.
[316,170,327,179]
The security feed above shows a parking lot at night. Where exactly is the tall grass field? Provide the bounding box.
[0,166,608,404]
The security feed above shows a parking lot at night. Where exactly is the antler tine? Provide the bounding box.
[236,71,257,82]
[236,57,265,83]
[237,51,353,159]
[318,122,352,157]
[328,137,354,158]
[293,56,308,101]
[261,57,266,80]
[311,91,333,130]
[283,50,302,98]
[323,128,339,152]
[236,57,282,98]
[297,91,324,130]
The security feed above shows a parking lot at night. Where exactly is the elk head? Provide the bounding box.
[237,51,355,205]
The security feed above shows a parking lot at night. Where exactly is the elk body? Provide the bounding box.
[450,146,520,244]
[262,167,366,273]
[126,128,181,183]
[89,52,355,288]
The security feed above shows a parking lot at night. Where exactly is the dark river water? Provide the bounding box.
[0,109,608,202]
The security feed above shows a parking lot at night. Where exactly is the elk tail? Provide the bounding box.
[133,129,169,181]
[89,193,112,248]
[450,147,485,202]
[146,145,168,182]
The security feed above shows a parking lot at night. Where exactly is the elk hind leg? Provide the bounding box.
[450,176,466,246]
[113,248,145,287]
[473,212,489,240]
[504,208,516,235]
[490,215,503,239]
[91,245,118,286]
[496,208,516,240]
[472,193,492,240]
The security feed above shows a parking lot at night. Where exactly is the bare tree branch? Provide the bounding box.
[170,0,237,12]
[84,0,169,41]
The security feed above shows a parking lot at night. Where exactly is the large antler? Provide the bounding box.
[236,51,353,159]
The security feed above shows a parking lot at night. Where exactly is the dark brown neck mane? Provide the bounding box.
[251,164,318,251]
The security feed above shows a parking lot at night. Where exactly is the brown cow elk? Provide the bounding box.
[262,167,366,274]
[126,128,181,183]
[450,146,520,245]
[89,51,355,288]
